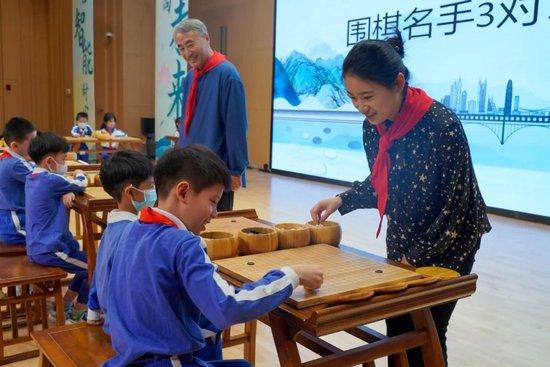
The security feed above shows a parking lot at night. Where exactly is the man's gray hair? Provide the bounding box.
[173,18,209,37]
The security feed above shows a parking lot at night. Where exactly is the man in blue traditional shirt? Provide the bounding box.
[174,18,248,211]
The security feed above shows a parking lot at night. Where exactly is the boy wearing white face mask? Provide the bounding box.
[70,112,93,162]
[25,132,90,322]
[86,150,155,326]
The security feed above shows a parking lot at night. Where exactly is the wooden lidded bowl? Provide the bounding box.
[200,231,238,260]
[306,220,342,246]
[239,227,278,255]
[274,223,311,249]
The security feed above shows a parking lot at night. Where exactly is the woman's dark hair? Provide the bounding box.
[28,132,69,164]
[100,150,153,201]
[342,31,409,88]
[100,112,117,130]
[1,117,36,145]
[154,145,231,199]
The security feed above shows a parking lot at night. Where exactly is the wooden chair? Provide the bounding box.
[32,323,256,367]
[0,256,66,364]
[0,242,26,257]
[31,324,114,367]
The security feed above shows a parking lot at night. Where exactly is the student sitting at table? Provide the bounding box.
[70,111,93,162]
[0,117,37,245]
[103,145,324,367]
[89,149,233,361]
[86,150,155,326]
[95,112,127,160]
[25,132,90,323]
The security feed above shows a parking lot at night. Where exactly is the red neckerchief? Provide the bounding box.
[0,150,12,160]
[371,86,433,237]
[183,51,227,136]
[138,207,178,227]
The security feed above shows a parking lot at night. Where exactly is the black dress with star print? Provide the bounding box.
[338,100,491,271]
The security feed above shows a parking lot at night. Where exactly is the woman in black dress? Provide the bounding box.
[310,32,491,366]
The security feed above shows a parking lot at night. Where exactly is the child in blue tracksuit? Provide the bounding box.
[88,150,234,362]
[25,132,90,322]
[86,150,155,326]
[70,111,93,162]
[103,145,324,367]
[0,117,36,245]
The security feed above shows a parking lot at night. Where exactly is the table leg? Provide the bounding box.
[38,351,53,367]
[244,320,257,366]
[411,309,444,367]
[80,207,97,282]
[269,312,302,367]
[54,280,65,327]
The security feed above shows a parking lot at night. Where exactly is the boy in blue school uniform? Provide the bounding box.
[89,150,239,362]
[0,117,37,245]
[25,132,90,322]
[86,150,155,326]
[70,111,93,162]
[103,145,324,367]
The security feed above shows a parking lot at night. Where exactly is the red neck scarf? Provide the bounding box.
[0,150,12,160]
[371,86,433,237]
[183,51,227,136]
[139,207,178,228]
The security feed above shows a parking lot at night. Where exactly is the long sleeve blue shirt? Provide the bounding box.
[25,168,87,256]
[0,150,34,211]
[178,61,249,176]
[89,210,137,332]
[104,208,298,366]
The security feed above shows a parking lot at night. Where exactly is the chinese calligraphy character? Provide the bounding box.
[167,59,186,118]
[382,11,402,37]
[403,8,433,39]
[347,17,370,45]
[437,0,475,35]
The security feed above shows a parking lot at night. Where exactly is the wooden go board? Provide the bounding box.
[215,244,421,309]
[204,216,272,237]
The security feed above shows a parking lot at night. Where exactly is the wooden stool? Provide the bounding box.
[32,322,258,367]
[0,256,66,365]
[0,242,26,257]
[32,323,114,367]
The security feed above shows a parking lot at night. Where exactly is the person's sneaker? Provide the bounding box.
[66,308,87,324]
[86,309,104,325]
[48,302,73,324]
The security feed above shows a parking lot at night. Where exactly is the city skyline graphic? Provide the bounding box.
[440,77,550,144]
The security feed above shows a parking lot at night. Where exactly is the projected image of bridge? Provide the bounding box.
[441,78,550,144]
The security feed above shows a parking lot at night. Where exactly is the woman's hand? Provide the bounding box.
[310,196,343,223]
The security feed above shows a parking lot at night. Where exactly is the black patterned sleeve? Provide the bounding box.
[338,175,378,215]
[404,123,473,265]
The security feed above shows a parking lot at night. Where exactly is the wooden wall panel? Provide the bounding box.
[0,0,72,133]
[94,0,123,129]
[120,0,155,138]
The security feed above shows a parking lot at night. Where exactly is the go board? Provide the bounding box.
[215,243,421,309]
[204,216,272,237]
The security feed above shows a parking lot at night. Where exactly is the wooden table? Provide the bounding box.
[72,187,117,281]
[211,215,477,367]
[66,160,101,172]
[96,136,144,152]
